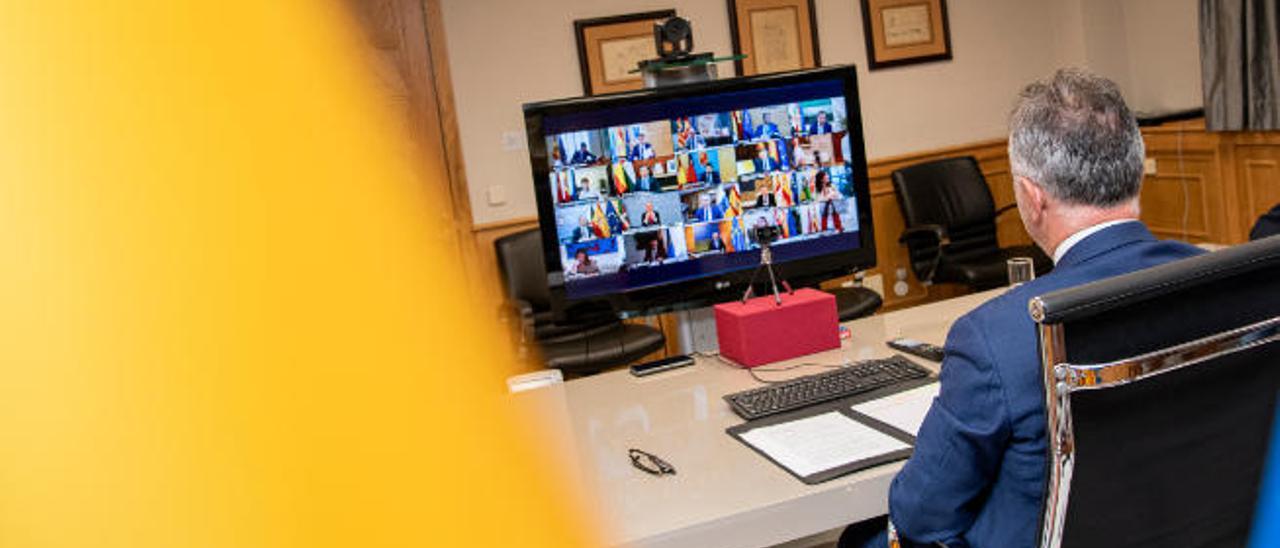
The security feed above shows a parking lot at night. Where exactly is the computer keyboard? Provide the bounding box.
[724,354,932,421]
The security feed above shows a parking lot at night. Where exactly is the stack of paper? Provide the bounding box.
[739,411,911,478]
[851,384,939,436]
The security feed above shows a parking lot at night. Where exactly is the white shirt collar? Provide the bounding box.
[1052,219,1139,264]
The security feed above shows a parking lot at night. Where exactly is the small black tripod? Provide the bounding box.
[741,242,793,305]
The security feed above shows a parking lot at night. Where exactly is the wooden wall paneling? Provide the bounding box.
[1139,171,1212,241]
[345,0,479,285]
[1234,132,1280,237]
[1139,121,1227,243]
[1242,156,1280,218]
[866,179,928,309]
[420,0,481,282]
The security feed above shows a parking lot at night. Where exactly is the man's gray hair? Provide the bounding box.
[1008,69,1145,207]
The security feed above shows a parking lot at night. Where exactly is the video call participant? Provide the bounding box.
[576,177,592,199]
[807,111,833,135]
[755,177,779,207]
[693,193,724,222]
[708,231,724,252]
[754,144,776,173]
[642,237,667,264]
[570,214,592,243]
[570,142,597,165]
[571,249,600,275]
[755,113,781,140]
[636,164,656,192]
[791,138,815,167]
[640,202,661,226]
[629,132,656,161]
[815,170,843,232]
[697,151,721,184]
[839,69,1205,548]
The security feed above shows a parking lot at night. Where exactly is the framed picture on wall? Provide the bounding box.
[574,10,676,95]
[860,0,952,70]
[728,0,821,76]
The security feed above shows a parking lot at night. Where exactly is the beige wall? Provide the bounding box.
[1120,0,1202,114]
[1055,0,1202,114]
[443,0,1202,225]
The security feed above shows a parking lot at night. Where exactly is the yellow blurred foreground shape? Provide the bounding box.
[0,2,594,547]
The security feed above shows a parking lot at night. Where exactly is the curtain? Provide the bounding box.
[1200,0,1280,130]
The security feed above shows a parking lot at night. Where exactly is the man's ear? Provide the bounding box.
[1016,176,1048,219]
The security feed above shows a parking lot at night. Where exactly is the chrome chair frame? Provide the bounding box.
[1030,297,1280,548]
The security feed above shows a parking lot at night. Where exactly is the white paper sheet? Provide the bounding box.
[739,411,911,478]
[851,383,939,436]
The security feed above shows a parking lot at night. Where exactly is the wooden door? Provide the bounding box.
[343,0,479,285]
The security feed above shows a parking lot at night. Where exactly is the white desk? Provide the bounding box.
[511,290,1000,548]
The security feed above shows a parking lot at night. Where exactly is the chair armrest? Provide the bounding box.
[994,203,1018,217]
[898,224,949,285]
[499,299,536,346]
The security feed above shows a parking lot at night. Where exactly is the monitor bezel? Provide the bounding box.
[523,65,876,319]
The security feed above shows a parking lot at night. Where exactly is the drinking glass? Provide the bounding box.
[1007,257,1035,286]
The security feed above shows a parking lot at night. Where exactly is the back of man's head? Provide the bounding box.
[1008,69,1144,207]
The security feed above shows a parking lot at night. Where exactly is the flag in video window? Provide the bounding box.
[590,202,611,238]
[611,160,636,195]
[724,185,743,218]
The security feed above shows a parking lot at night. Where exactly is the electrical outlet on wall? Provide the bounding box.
[501,130,526,152]
[893,267,910,297]
[1144,157,1157,175]
[486,185,507,206]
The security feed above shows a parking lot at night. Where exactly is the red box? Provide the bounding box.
[713,288,840,368]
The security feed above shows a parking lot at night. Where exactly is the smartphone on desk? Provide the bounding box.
[888,337,946,362]
[630,355,695,377]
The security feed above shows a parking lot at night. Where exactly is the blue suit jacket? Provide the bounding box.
[889,222,1203,548]
[695,204,723,222]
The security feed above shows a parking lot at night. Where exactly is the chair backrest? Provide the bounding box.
[494,229,551,312]
[891,156,1000,267]
[1031,236,1280,548]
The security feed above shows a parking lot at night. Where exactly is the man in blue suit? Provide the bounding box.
[693,192,723,222]
[840,69,1203,548]
[755,113,782,140]
[806,111,833,134]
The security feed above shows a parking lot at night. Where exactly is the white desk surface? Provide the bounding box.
[510,290,1001,548]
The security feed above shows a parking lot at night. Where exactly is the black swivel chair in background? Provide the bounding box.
[494,229,665,377]
[828,284,883,322]
[1030,235,1280,547]
[892,156,1051,291]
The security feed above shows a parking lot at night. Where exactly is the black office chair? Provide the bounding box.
[892,156,1051,291]
[494,229,665,376]
[829,285,883,322]
[1030,235,1280,547]
[785,267,883,322]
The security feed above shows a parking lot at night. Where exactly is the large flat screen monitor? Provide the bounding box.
[523,66,875,318]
